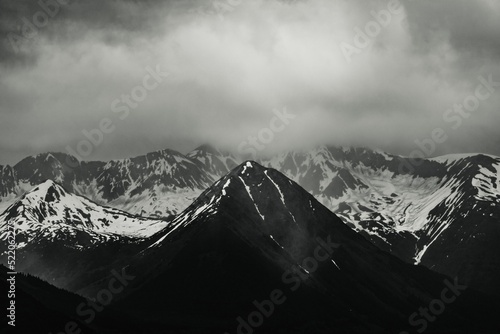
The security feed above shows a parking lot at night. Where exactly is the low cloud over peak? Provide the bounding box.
[0,0,499,164]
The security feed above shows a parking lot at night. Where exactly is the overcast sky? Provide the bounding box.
[0,0,499,165]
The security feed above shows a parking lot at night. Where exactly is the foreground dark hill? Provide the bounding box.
[0,265,96,334]
[108,162,499,333]
[0,265,167,334]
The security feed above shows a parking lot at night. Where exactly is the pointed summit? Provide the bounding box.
[230,160,265,176]
[0,180,169,246]
[149,160,361,255]
[14,152,77,187]
[24,179,67,203]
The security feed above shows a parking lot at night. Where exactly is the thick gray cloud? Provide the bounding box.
[0,0,499,164]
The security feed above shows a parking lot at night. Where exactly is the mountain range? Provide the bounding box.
[0,145,499,333]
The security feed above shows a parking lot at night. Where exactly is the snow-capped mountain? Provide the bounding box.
[0,180,169,244]
[95,149,212,201]
[112,161,494,333]
[0,149,217,218]
[0,180,172,293]
[258,147,500,295]
[92,149,214,217]
[0,265,98,334]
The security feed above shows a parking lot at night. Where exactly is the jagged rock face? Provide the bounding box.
[0,149,217,218]
[14,153,74,187]
[96,149,213,201]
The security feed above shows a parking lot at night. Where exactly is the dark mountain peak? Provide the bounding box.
[168,160,353,249]
[212,160,296,201]
[231,160,266,177]
[175,161,268,209]
[162,161,298,223]
[148,158,364,282]
[466,153,500,167]
[12,152,79,188]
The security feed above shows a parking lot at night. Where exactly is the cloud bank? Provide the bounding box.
[0,0,499,164]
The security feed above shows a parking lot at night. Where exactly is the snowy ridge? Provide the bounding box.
[0,180,170,250]
[255,147,500,267]
[0,149,216,219]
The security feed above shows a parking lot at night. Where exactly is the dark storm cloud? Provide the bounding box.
[0,0,499,164]
[0,0,189,63]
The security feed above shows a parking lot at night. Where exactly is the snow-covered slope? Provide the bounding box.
[0,180,170,250]
[0,149,217,218]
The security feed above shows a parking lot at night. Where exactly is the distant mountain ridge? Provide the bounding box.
[0,149,217,217]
